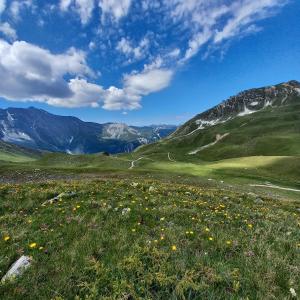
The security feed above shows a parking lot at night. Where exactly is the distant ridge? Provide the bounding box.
[0,107,176,154]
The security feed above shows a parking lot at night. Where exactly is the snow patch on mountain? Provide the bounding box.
[238,106,256,117]
[2,128,33,143]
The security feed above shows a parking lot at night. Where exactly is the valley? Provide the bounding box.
[1,80,299,299]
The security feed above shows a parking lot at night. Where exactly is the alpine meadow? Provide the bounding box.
[0,1,299,299]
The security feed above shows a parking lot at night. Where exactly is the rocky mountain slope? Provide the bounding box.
[172,80,300,138]
[0,107,176,154]
[137,80,300,160]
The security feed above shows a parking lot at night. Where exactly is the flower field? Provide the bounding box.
[0,179,299,299]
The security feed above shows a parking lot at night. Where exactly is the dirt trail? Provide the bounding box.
[250,184,300,192]
[129,157,144,169]
[188,133,230,155]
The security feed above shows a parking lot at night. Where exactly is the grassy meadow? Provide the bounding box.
[1,179,299,299]
[1,106,300,299]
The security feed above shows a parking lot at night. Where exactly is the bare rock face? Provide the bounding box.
[1,256,32,283]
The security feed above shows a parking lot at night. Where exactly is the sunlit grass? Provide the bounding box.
[1,179,299,299]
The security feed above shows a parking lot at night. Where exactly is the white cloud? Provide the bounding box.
[117,37,149,62]
[102,68,173,110]
[0,39,94,103]
[0,22,17,41]
[214,0,286,43]
[9,0,33,20]
[60,0,72,11]
[99,0,132,22]
[0,39,173,111]
[0,0,6,15]
[59,0,94,24]
[0,0,289,111]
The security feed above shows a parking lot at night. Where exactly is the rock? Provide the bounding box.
[42,192,76,205]
[1,256,32,283]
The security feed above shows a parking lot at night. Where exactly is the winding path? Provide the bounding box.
[129,157,144,169]
[250,184,300,193]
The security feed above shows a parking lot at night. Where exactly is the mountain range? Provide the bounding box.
[0,107,176,154]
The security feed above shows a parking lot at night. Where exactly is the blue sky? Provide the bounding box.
[0,0,299,125]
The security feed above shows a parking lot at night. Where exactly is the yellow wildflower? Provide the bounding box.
[171,245,177,251]
[226,240,232,245]
[3,236,10,241]
[247,224,253,229]
[209,237,213,241]
[29,242,37,248]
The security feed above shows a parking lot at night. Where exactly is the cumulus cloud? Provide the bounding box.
[0,39,173,110]
[102,68,173,110]
[0,39,94,103]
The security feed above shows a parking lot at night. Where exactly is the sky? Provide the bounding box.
[0,0,299,126]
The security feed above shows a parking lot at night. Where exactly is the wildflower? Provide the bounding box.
[247,224,253,229]
[209,237,213,241]
[29,242,37,249]
[226,240,232,245]
[205,228,210,232]
[3,236,10,241]
[131,228,136,232]
[160,235,165,240]
[290,288,297,298]
[171,245,177,251]
[76,205,80,209]
[154,239,158,243]
[160,217,165,221]
[39,246,44,250]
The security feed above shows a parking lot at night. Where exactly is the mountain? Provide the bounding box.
[0,107,176,154]
[137,80,300,160]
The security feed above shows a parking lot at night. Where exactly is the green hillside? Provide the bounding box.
[0,141,41,162]
[136,104,300,161]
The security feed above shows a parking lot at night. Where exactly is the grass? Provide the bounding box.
[1,179,299,299]
[0,141,41,163]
